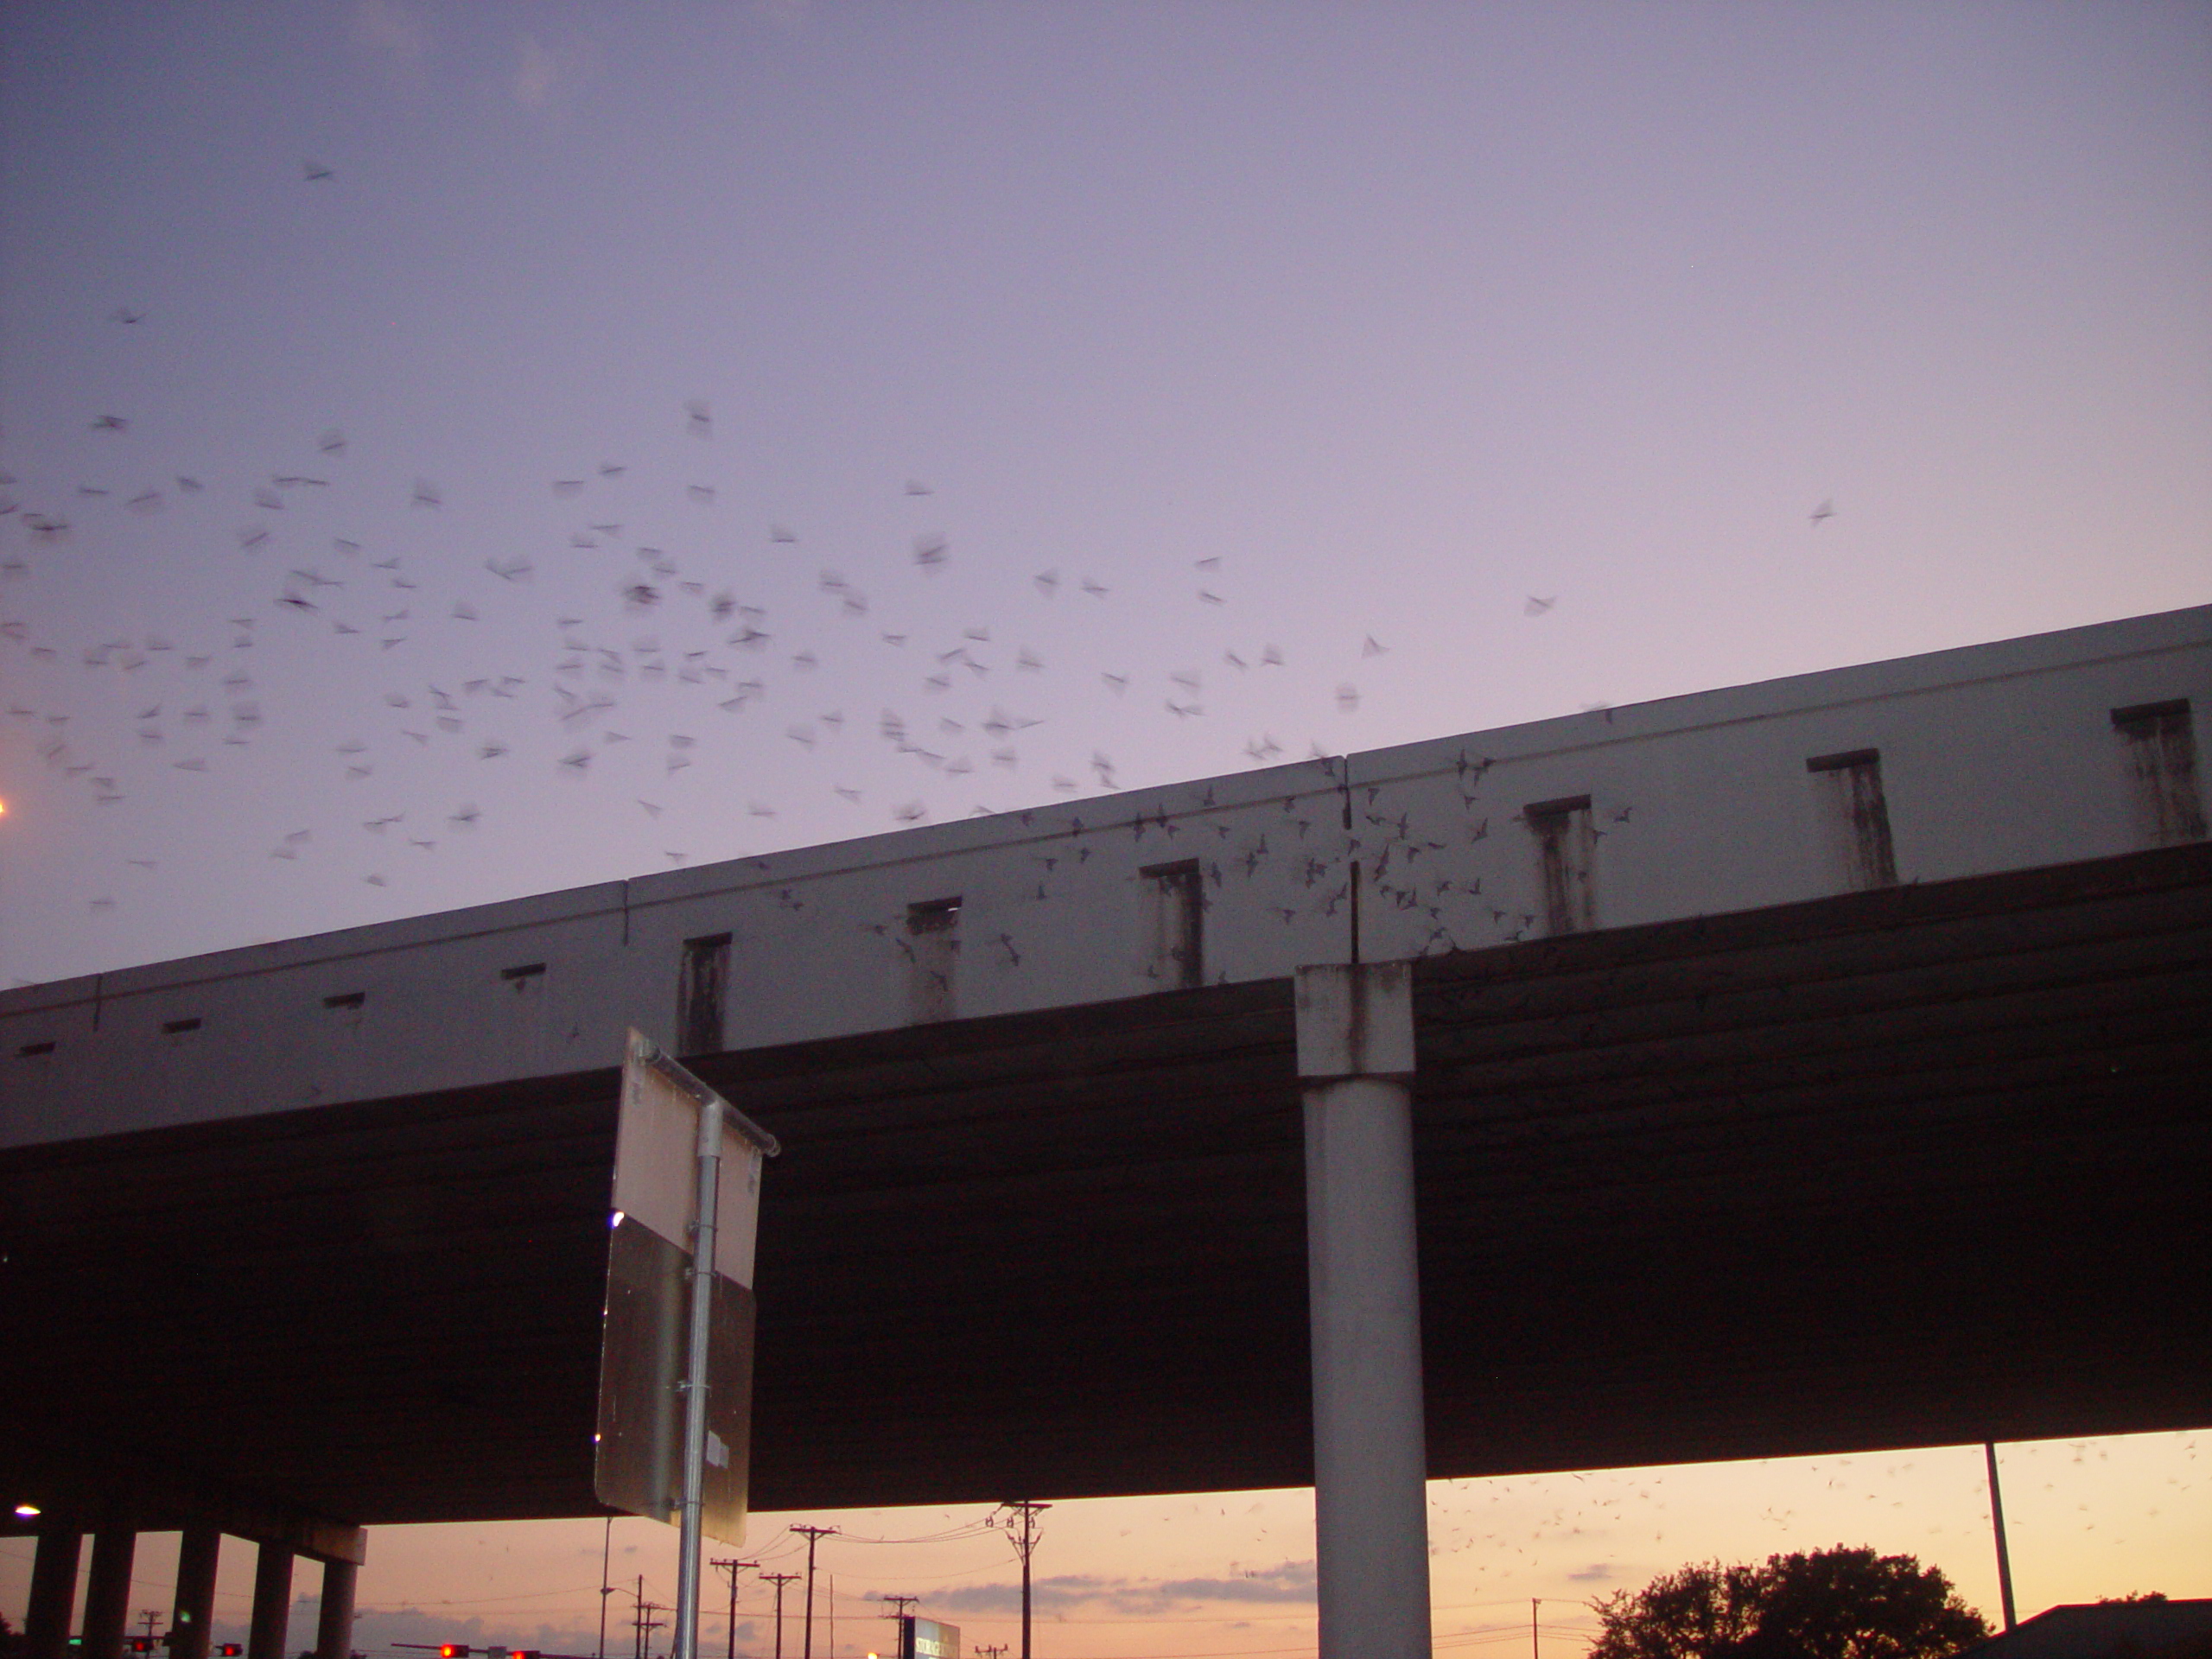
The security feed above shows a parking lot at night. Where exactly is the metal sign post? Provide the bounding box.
[595,1032,779,1659]
[672,1089,723,1659]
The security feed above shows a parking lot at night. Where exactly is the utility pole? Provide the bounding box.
[998,1503,1049,1659]
[879,1598,918,1659]
[977,1648,1007,1659]
[760,1574,800,1659]
[709,1560,757,1659]
[1531,1599,1541,1659]
[792,1528,836,1659]
[137,1611,164,1654]
[598,1519,614,1659]
[632,1579,666,1659]
[1985,1443,2018,1631]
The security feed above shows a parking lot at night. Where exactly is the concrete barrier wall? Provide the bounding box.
[5,604,2205,1149]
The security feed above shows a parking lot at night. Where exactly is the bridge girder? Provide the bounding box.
[3,843,2206,1529]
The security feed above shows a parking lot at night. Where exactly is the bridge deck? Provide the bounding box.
[3,842,2207,1535]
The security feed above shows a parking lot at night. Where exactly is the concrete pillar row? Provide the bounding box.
[247,1542,294,1659]
[1295,961,1432,1659]
[315,1560,359,1659]
[81,1530,139,1659]
[171,1527,224,1659]
[25,1528,84,1659]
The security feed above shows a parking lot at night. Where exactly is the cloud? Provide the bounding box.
[753,0,811,35]
[512,36,560,109]
[510,34,600,111]
[348,0,429,96]
[1154,1562,1319,1605]
[1568,1562,1617,1583]
[931,1561,1316,1617]
[351,0,426,60]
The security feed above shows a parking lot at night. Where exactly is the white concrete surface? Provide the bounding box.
[1299,965,1430,1659]
[5,604,2206,1150]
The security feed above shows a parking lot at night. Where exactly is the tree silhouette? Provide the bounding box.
[1592,1547,1991,1659]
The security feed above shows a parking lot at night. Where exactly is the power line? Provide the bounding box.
[826,1523,996,1548]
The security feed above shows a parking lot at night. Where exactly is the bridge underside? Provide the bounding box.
[3,843,2207,1538]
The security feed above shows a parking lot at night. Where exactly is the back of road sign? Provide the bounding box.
[594,1030,774,1544]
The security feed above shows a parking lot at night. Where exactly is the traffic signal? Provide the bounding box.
[509,1649,542,1657]
[438,1647,472,1657]
[218,1645,244,1655]
[129,1640,156,1652]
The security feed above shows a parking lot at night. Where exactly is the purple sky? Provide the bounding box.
[2,3,2207,1649]
[3,0,2206,986]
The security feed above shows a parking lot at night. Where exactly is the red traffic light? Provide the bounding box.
[128,1641,156,1653]
[439,1647,472,1657]
[509,1650,542,1658]
[218,1646,244,1655]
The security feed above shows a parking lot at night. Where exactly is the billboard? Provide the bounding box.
[899,1618,961,1659]
[594,1030,778,1545]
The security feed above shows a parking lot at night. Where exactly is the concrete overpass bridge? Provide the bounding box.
[4,606,2209,1659]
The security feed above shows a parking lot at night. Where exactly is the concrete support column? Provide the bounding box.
[247,1542,294,1659]
[81,1530,138,1659]
[24,1528,84,1659]
[1295,962,1431,1659]
[171,1528,224,1659]
[315,1560,359,1659]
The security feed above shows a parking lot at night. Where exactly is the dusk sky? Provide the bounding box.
[2,3,2206,1655]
